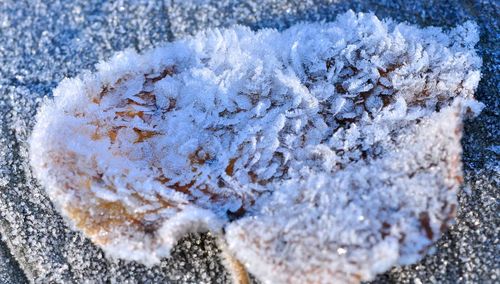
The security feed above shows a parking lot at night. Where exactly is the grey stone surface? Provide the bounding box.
[0,233,28,284]
[0,0,498,283]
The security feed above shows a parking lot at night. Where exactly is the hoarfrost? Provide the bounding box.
[29,11,482,284]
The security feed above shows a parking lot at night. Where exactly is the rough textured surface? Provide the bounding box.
[28,11,482,283]
[0,1,231,283]
[0,234,28,284]
[0,0,498,283]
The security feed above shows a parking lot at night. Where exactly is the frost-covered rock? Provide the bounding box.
[29,11,482,284]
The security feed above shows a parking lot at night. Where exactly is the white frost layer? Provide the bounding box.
[29,11,481,283]
[226,105,465,283]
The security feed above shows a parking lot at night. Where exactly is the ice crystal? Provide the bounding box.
[29,11,482,284]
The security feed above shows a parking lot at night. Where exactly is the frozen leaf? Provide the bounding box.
[29,11,482,283]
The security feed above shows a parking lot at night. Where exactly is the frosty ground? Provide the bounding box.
[0,0,498,283]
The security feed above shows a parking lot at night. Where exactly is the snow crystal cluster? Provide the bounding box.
[29,11,482,284]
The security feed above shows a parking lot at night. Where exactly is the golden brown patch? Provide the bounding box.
[419,211,433,240]
[226,158,237,176]
[64,200,144,245]
[133,128,159,143]
[151,67,176,83]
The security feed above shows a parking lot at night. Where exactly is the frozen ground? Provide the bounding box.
[0,0,498,283]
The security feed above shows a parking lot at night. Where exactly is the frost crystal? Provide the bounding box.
[29,11,482,284]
